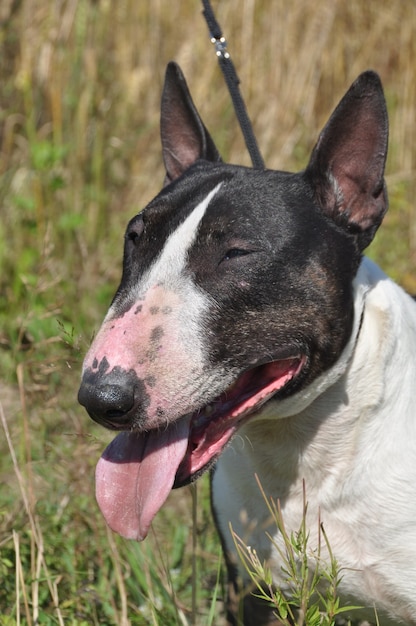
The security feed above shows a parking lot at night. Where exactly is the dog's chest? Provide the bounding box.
[212,416,413,624]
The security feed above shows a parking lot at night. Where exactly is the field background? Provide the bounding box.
[0,1,415,624]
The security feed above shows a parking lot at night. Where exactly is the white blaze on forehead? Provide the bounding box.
[141,182,222,292]
[101,181,223,355]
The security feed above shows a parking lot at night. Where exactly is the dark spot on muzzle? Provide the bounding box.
[151,325,164,342]
[146,326,165,363]
[78,360,150,430]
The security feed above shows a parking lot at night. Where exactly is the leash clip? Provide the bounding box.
[211,35,230,59]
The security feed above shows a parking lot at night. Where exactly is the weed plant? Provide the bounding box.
[0,1,415,624]
[232,480,363,625]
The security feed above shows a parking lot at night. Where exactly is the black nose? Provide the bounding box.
[78,367,139,429]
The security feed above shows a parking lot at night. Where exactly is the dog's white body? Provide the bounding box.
[213,257,416,624]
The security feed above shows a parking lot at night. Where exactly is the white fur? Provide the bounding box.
[212,256,416,625]
[136,182,222,296]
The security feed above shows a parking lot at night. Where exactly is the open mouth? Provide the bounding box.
[95,355,305,541]
[175,356,305,486]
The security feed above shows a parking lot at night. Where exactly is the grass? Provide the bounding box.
[0,0,415,623]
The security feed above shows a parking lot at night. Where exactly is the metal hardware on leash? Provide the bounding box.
[201,0,265,170]
[212,36,229,59]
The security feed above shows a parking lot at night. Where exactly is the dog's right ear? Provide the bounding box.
[304,71,389,251]
[160,62,222,185]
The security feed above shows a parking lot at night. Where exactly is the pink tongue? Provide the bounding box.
[95,417,190,541]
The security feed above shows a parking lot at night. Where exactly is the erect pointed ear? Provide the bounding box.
[304,71,389,251]
[160,62,222,185]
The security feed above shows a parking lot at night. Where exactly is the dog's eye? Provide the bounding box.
[126,214,144,246]
[222,248,251,262]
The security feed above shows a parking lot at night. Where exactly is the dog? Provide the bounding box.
[78,62,416,625]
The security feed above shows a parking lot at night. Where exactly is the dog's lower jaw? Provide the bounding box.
[174,356,305,486]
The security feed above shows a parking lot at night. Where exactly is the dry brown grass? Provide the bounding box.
[1,1,415,291]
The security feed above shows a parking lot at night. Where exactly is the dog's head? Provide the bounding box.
[78,63,388,540]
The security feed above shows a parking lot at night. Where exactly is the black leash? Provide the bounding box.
[201,0,265,170]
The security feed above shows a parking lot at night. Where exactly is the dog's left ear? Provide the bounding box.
[304,71,388,251]
[160,62,222,185]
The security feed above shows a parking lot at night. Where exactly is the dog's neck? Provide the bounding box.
[237,255,413,489]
